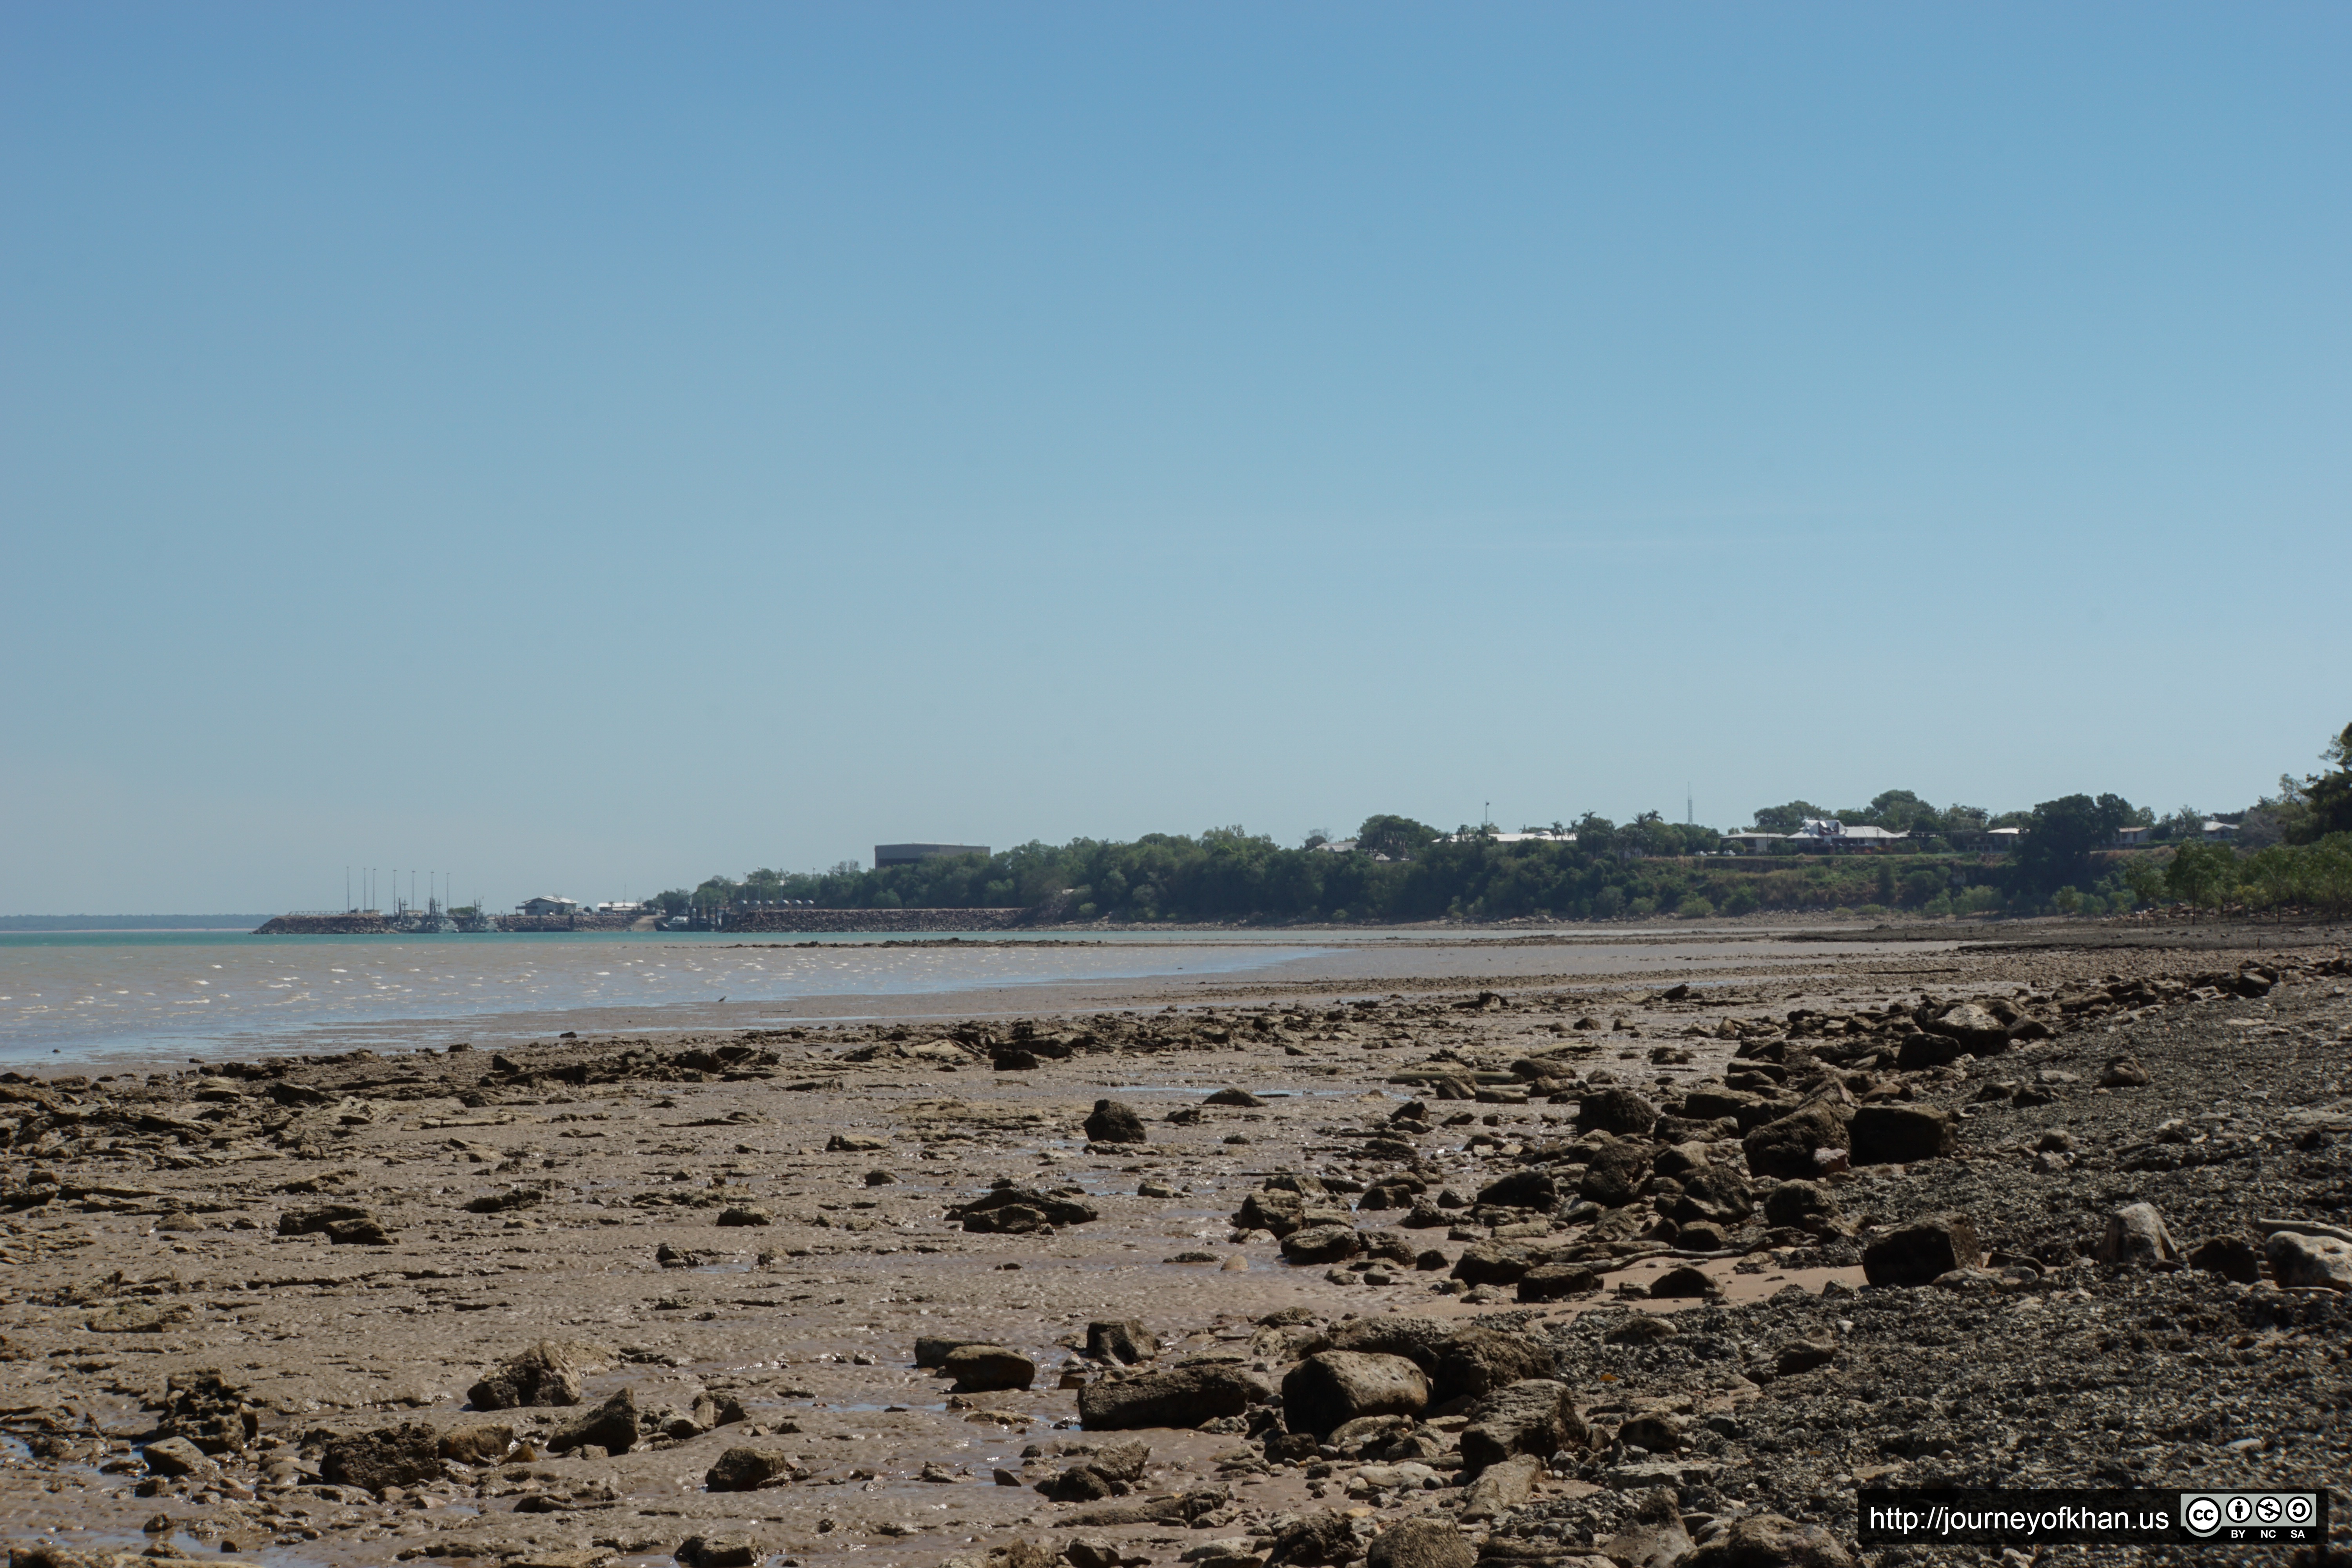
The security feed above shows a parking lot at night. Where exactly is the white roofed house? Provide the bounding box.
[1791,819,1908,850]
[519,895,578,917]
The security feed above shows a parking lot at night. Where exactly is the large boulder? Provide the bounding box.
[1367,1517,1474,1568]
[1078,1363,1271,1430]
[1848,1105,1957,1166]
[1742,1102,1851,1180]
[1578,1088,1659,1138]
[1233,1190,1309,1237]
[141,1436,215,1479]
[469,1342,587,1410]
[1474,1171,1557,1210]
[1281,1352,1430,1438]
[1894,1033,1961,1070]
[1458,1379,1584,1474]
[706,1446,801,1491]
[1861,1214,1980,1287]
[1516,1263,1601,1303]
[1670,1163,1753,1225]
[1281,1225,1366,1266]
[154,1370,259,1456]
[2266,1230,2352,1291]
[2187,1236,2262,1284]
[950,1187,1100,1231]
[1578,1142,1652,1207]
[1684,1512,1853,1568]
[1266,1511,1361,1566]
[1602,1489,1693,1568]
[944,1345,1036,1393]
[1086,1321,1155,1365]
[321,1422,441,1492]
[1325,1318,1555,1404]
[1762,1180,1841,1235]
[1922,1002,2011,1057]
[1449,1242,1545,1286]
[278,1204,392,1245]
[1084,1100,1148,1144]
[1458,1453,1542,1521]
[436,1423,515,1464]
[2093,1203,2180,1267]
[1432,1327,1556,1402]
[547,1386,640,1455]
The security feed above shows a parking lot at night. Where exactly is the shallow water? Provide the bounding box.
[0,930,1325,1068]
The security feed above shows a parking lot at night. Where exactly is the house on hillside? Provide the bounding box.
[2113,825,2152,846]
[1793,819,1908,849]
[2202,820,2240,840]
[1985,828,2024,853]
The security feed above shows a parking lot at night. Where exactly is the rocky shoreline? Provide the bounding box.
[0,925,2346,1568]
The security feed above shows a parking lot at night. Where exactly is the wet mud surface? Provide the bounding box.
[2,923,2348,1568]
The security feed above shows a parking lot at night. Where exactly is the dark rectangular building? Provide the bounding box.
[875,842,991,869]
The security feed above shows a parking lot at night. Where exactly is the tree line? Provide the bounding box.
[644,719,2351,925]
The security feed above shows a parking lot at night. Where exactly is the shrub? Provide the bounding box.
[1723,884,1760,916]
[1677,896,1716,920]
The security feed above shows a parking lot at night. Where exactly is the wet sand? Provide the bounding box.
[2,920,2346,1568]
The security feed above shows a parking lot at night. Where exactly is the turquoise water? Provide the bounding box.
[0,929,1330,1068]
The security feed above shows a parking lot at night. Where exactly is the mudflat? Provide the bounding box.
[1,920,2347,1568]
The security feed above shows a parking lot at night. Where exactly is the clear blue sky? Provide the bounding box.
[4,3,2346,914]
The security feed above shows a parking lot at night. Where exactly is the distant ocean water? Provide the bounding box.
[0,930,1326,1069]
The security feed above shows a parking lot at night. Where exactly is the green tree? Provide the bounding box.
[1355,815,1441,860]
[2015,793,2139,899]
[2166,840,2240,916]
[2290,721,2352,843]
[1751,800,1828,834]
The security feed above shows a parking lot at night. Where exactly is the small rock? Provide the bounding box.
[2266,1230,2352,1291]
[1086,1320,1155,1365]
[469,1342,587,1410]
[1685,1512,1852,1568]
[1282,1352,1430,1438]
[1516,1263,1601,1303]
[2187,1236,2262,1284]
[1861,1212,1981,1287]
[437,1423,515,1463]
[321,1421,441,1492]
[1078,1364,1272,1430]
[1774,1339,1836,1376]
[547,1387,640,1455]
[678,1535,762,1568]
[944,1345,1036,1394]
[2093,1203,2180,1267]
[1283,1225,1366,1265]
[1848,1104,1957,1165]
[1084,1100,1149,1144]
[141,1436,214,1478]
[715,1207,772,1227]
[1367,1516,1474,1568]
[1579,1088,1660,1138]
[1458,1452,1542,1519]
[705,1446,801,1491]
[2099,1056,2151,1089]
[1460,1379,1583,1474]
[1742,1102,1851,1181]
[1646,1265,1719,1298]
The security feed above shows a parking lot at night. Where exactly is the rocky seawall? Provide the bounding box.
[251,914,393,935]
